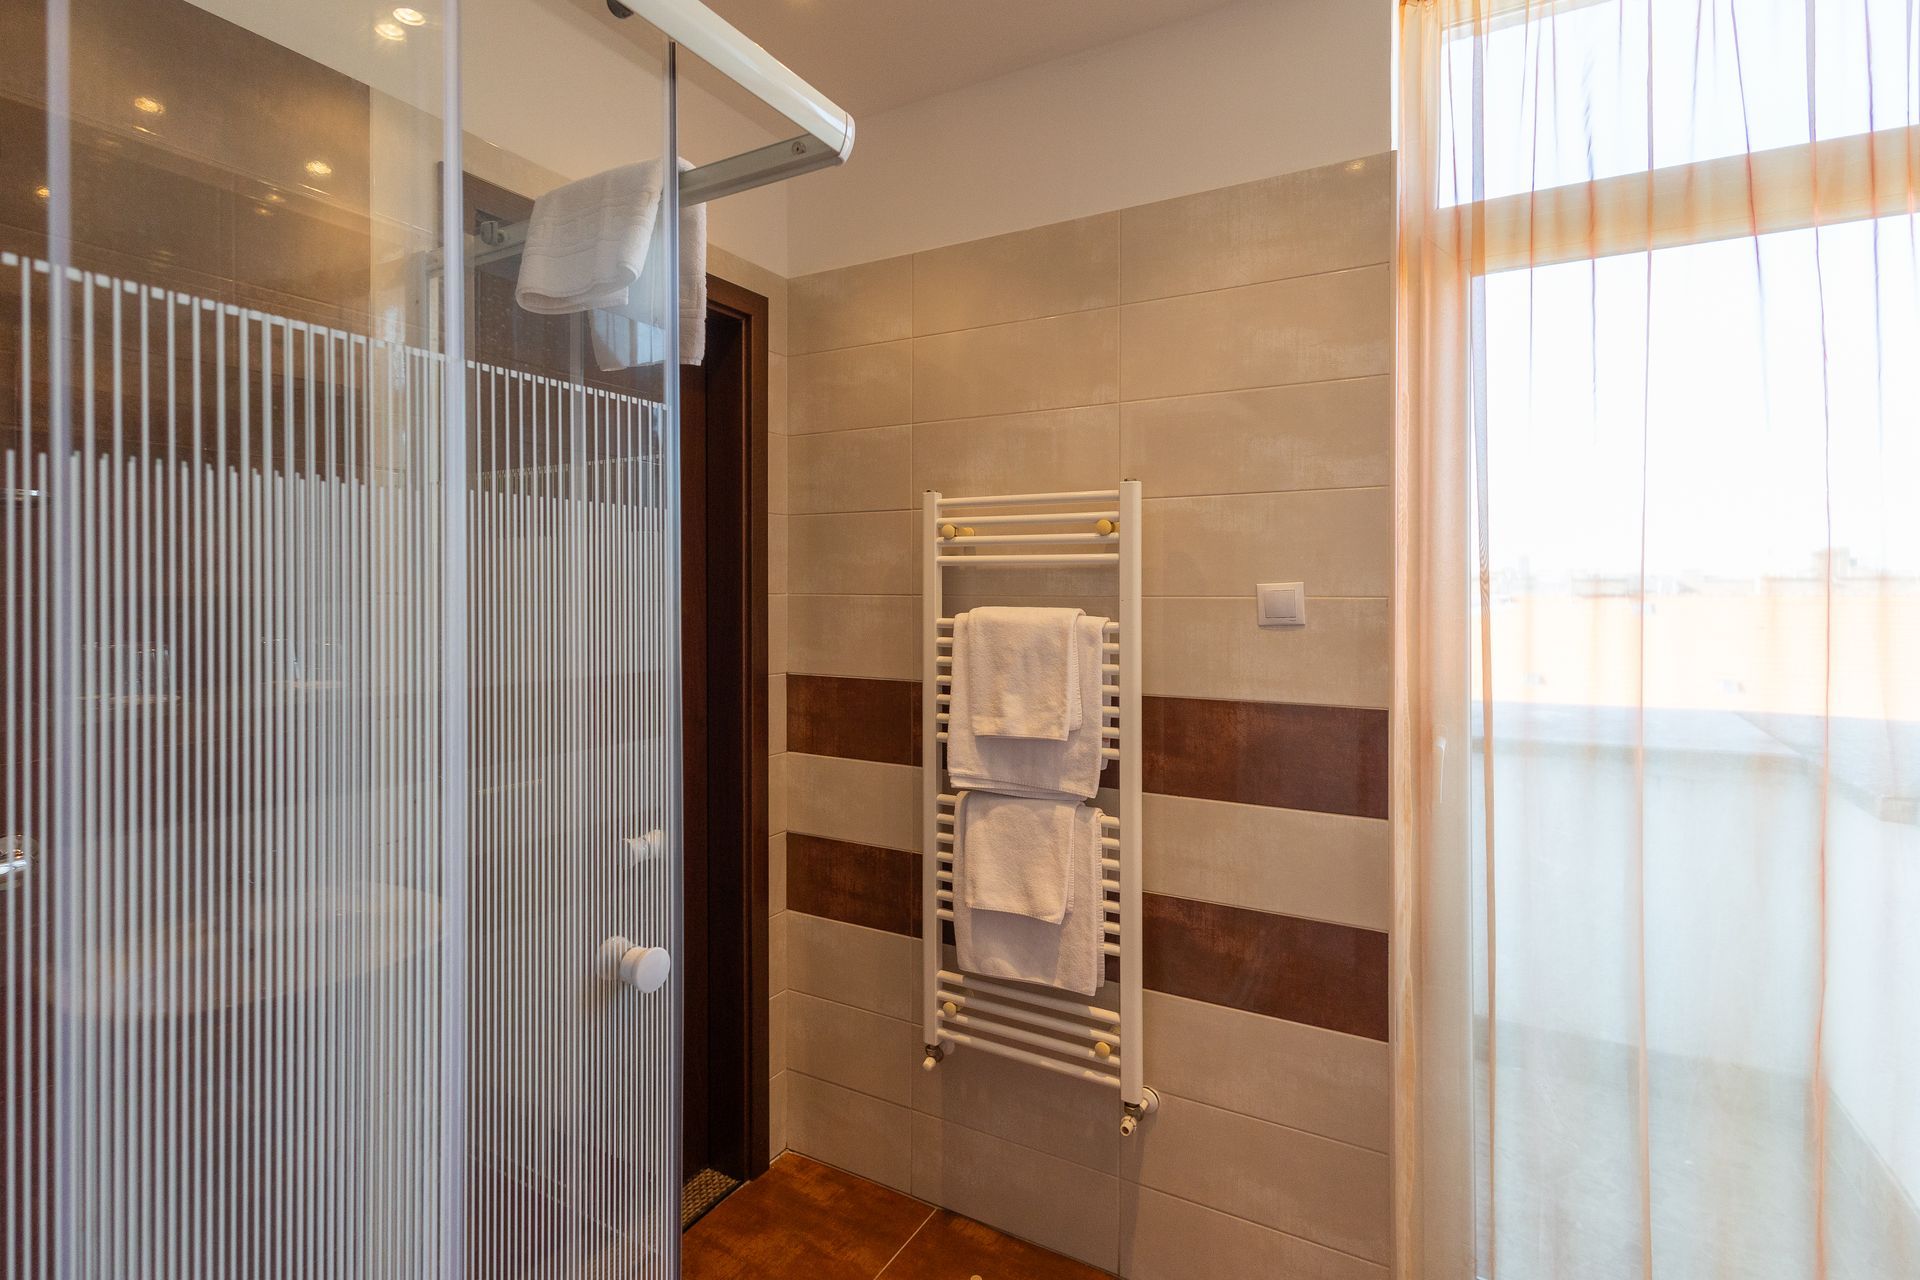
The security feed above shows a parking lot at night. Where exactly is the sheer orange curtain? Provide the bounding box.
[1394,3,1920,1277]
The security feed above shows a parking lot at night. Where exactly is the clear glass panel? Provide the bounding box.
[1470,212,1920,1275]
[1437,0,1920,205]
[4,0,683,1275]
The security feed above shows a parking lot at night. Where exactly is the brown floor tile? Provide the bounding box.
[682,1153,933,1280]
[879,1211,1117,1280]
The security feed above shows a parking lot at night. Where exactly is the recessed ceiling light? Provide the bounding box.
[264,191,286,204]
[392,7,427,25]
[133,95,165,115]
[305,159,333,178]
[374,19,406,40]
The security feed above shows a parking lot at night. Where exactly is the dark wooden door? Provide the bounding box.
[679,277,772,1190]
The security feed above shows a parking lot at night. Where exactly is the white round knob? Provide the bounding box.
[599,934,671,993]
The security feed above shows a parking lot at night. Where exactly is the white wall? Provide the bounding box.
[784,0,1394,275]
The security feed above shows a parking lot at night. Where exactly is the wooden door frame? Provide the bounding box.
[683,274,773,1183]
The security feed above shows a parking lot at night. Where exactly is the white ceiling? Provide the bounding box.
[700,0,1249,116]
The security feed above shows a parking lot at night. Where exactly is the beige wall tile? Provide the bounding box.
[707,244,789,356]
[1142,992,1391,1152]
[769,752,788,834]
[788,1071,914,1194]
[786,594,917,679]
[913,1046,1121,1175]
[1122,1095,1389,1264]
[769,831,788,915]
[1143,488,1390,598]
[1144,595,1390,707]
[769,1071,789,1161]
[789,341,912,435]
[790,256,914,354]
[769,513,790,594]
[769,353,790,435]
[1122,376,1391,498]
[913,406,1120,505]
[786,992,919,1106]
[770,989,790,1078]
[1143,794,1391,933]
[785,753,921,851]
[1120,266,1391,401]
[769,594,789,676]
[770,675,788,755]
[788,511,916,595]
[787,912,919,1021]
[1120,154,1394,302]
[769,429,789,514]
[770,909,789,994]
[914,309,1119,422]
[789,425,913,514]
[769,291,789,359]
[913,214,1120,335]
[910,1115,1121,1272]
[1120,1185,1387,1280]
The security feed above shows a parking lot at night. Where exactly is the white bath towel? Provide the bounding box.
[955,791,1076,922]
[588,181,707,369]
[954,802,1103,996]
[514,158,707,365]
[965,606,1082,740]
[948,613,1107,800]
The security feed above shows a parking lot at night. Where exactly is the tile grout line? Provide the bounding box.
[789,257,1392,356]
[788,369,1390,439]
[872,1206,939,1279]
[1130,1180,1392,1273]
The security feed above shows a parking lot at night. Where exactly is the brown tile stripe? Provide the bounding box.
[1143,894,1389,1040]
[789,676,1384,817]
[1143,696,1388,819]
[787,674,919,766]
[785,833,922,937]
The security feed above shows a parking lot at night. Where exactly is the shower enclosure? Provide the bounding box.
[0,0,839,1271]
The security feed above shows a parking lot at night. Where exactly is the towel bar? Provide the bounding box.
[921,482,1150,1135]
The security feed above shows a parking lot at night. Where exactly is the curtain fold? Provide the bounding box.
[1394,3,1920,1277]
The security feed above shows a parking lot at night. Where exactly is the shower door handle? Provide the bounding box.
[599,934,672,993]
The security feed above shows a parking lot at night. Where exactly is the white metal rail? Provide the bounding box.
[918,483,1157,1134]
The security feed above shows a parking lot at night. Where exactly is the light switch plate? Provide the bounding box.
[1256,582,1306,628]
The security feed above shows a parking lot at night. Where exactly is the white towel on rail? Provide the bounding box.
[965,606,1082,740]
[947,613,1107,800]
[955,791,1075,922]
[954,802,1104,995]
[514,158,707,365]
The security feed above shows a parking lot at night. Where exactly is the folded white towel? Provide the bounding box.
[948,614,1107,800]
[956,791,1076,922]
[515,158,707,365]
[966,607,1082,740]
[954,802,1103,996]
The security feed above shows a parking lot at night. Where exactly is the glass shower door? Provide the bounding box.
[0,0,684,1274]
[459,3,684,1274]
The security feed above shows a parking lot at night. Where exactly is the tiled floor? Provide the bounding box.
[682,1153,1115,1280]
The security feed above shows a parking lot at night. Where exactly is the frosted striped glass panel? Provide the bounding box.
[0,254,679,1276]
[1,254,447,1276]
[465,362,678,1277]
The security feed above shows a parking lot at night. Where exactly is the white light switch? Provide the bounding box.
[1256,582,1306,628]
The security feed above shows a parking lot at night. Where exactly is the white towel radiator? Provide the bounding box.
[918,482,1158,1135]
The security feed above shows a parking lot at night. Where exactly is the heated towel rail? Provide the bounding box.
[919,482,1158,1135]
